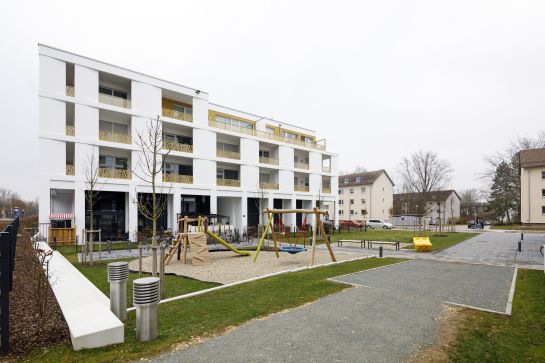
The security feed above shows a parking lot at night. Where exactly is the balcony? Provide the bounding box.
[217,150,240,160]
[66,86,74,97]
[163,140,193,153]
[322,187,331,194]
[294,162,310,170]
[163,173,193,184]
[65,125,75,136]
[217,178,240,187]
[322,166,331,173]
[259,156,279,166]
[162,108,193,123]
[99,168,131,180]
[66,164,75,176]
[99,131,131,144]
[99,93,131,109]
[295,185,310,192]
[209,119,255,137]
[259,182,279,190]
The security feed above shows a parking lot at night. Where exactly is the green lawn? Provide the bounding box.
[56,247,218,306]
[328,230,475,251]
[449,269,545,362]
[28,257,403,362]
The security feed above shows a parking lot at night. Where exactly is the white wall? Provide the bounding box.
[75,65,98,102]
[39,55,65,95]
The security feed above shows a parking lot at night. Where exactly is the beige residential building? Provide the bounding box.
[520,148,545,225]
[393,190,460,223]
[324,170,394,222]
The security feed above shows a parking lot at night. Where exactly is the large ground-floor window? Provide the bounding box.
[85,191,127,241]
[137,193,169,235]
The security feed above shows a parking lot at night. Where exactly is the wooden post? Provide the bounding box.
[183,216,188,264]
[310,208,318,266]
[160,244,165,298]
[319,218,336,262]
[139,245,142,277]
[270,211,279,258]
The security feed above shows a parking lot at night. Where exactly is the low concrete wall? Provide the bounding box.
[37,242,124,350]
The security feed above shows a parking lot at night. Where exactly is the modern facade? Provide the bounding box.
[393,190,461,223]
[520,148,545,225]
[324,170,394,222]
[38,45,338,241]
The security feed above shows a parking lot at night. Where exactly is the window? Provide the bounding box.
[339,210,344,215]
[99,155,127,170]
[163,133,192,145]
[361,199,366,204]
[99,86,128,99]
[216,115,253,129]
[266,126,276,134]
[361,187,366,192]
[259,150,270,158]
[356,177,362,183]
[173,104,193,115]
[542,171,545,180]
[349,188,354,194]
[349,210,354,215]
[217,142,239,152]
[542,189,545,197]
[100,120,128,135]
[344,178,349,184]
[542,206,545,214]
[338,189,342,195]
[349,199,354,205]
[217,168,239,180]
[282,131,297,140]
[301,135,313,143]
[339,200,344,205]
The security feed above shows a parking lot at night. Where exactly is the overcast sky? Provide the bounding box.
[1,0,544,200]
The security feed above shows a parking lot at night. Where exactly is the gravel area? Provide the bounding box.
[128,250,354,284]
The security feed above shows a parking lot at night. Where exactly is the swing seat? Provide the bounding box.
[279,246,306,254]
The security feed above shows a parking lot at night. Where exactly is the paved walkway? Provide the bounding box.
[152,260,515,363]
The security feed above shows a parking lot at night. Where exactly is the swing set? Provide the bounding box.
[254,207,336,266]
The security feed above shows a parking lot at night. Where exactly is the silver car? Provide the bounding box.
[366,219,393,229]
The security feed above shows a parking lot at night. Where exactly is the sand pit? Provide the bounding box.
[128,250,357,284]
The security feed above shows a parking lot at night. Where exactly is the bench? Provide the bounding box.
[367,240,400,251]
[337,239,365,248]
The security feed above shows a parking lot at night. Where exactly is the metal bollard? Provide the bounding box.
[518,240,522,252]
[133,277,160,342]
[108,262,129,321]
[379,245,383,258]
[521,232,524,241]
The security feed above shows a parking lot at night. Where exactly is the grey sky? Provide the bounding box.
[1,0,544,200]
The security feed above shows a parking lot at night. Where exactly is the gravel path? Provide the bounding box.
[129,250,354,284]
[151,260,515,362]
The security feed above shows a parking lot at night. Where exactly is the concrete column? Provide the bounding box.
[173,192,181,233]
[210,191,217,215]
[74,185,86,243]
[38,181,51,225]
[128,187,138,242]
[241,194,248,229]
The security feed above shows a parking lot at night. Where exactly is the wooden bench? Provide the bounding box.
[367,240,400,251]
[337,239,365,248]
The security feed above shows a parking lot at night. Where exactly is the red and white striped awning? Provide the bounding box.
[49,213,75,220]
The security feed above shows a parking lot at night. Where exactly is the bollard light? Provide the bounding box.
[133,277,160,342]
[108,261,129,321]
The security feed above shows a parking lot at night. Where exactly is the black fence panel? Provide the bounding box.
[1,216,20,354]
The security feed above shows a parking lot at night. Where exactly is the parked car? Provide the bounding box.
[366,219,393,229]
[339,220,364,228]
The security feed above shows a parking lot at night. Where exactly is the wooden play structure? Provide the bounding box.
[165,216,210,266]
[254,207,336,266]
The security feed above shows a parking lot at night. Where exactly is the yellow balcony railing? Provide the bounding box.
[217,150,240,160]
[65,125,75,136]
[162,140,192,153]
[66,86,75,97]
[162,108,193,122]
[259,182,279,190]
[99,93,131,109]
[322,166,331,173]
[99,168,131,180]
[322,187,331,194]
[163,173,193,184]
[99,131,131,144]
[217,178,240,187]
[294,185,310,192]
[208,119,326,151]
[294,162,309,170]
[66,164,75,176]
[259,156,279,165]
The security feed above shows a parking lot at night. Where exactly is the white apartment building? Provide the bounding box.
[324,170,394,222]
[38,45,338,242]
[520,148,545,225]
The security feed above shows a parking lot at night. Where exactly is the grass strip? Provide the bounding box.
[27,257,402,362]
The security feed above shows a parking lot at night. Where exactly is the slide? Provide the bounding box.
[206,230,252,256]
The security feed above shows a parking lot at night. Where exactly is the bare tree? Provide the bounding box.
[83,150,101,265]
[351,165,367,173]
[132,116,171,276]
[398,150,453,233]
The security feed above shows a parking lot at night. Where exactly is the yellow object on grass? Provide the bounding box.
[413,236,432,252]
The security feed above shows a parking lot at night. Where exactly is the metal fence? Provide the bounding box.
[0,216,19,354]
